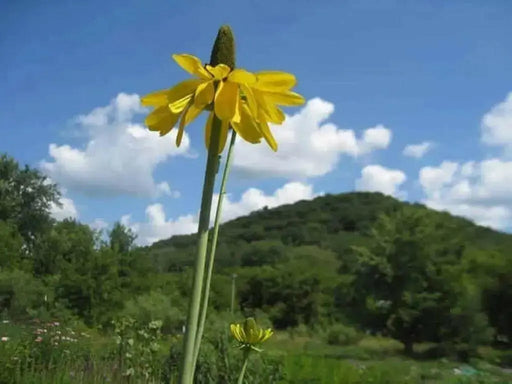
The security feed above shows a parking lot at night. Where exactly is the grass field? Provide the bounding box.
[1,321,511,384]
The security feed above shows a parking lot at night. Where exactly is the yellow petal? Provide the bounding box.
[141,89,169,107]
[172,54,211,80]
[252,89,285,124]
[228,69,257,84]
[145,106,170,126]
[231,104,262,144]
[261,329,273,343]
[145,107,180,136]
[258,120,278,151]
[206,64,231,80]
[249,329,260,344]
[204,111,229,154]
[255,71,297,91]
[234,324,246,343]
[194,81,215,108]
[176,102,203,146]
[240,85,258,117]
[262,91,305,106]
[167,79,203,103]
[214,80,239,121]
[169,94,192,113]
[262,103,285,124]
[230,324,241,342]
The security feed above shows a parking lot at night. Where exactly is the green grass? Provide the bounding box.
[1,323,511,384]
[267,332,512,384]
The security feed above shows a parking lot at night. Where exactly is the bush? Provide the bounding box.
[325,323,361,346]
[121,290,185,335]
[0,270,48,320]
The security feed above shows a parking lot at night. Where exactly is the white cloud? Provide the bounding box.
[50,196,78,221]
[41,93,189,197]
[214,181,318,223]
[403,141,433,158]
[419,161,459,199]
[90,218,109,231]
[419,159,512,230]
[125,182,319,245]
[232,98,392,178]
[355,165,407,198]
[424,200,511,230]
[481,92,512,151]
[122,205,198,246]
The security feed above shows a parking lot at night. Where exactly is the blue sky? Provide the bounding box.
[2,0,512,244]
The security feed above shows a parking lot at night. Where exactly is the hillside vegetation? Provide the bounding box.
[1,153,511,383]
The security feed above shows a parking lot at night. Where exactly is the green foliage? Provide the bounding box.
[1,151,512,381]
[0,270,47,320]
[0,154,59,250]
[0,320,93,383]
[324,323,362,346]
[121,291,185,335]
[471,251,512,345]
[112,317,163,381]
[0,220,24,270]
[51,221,122,325]
[240,240,287,267]
[340,206,491,353]
[109,221,136,254]
[240,266,321,328]
[163,328,284,384]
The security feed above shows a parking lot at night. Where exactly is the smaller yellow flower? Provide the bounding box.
[230,318,273,352]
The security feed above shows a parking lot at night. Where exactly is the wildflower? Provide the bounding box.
[141,56,304,153]
[230,318,273,352]
[1,336,9,342]
[141,54,252,151]
[35,336,43,342]
[2,320,9,324]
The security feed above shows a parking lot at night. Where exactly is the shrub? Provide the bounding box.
[121,290,185,335]
[0,270,48,320]
[325,323,361,346]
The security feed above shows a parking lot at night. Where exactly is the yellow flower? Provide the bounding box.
[141,54,304,154]
[230,318,273,352]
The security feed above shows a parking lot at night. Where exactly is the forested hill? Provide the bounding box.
[145,192,512,272]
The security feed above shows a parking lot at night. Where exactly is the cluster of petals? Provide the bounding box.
[142,54,304,154]
[230,318,273,351]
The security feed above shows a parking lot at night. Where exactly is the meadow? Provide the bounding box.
[1,154,512,383]
[1,317,511,383]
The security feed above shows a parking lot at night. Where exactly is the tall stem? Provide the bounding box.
[237,350,250,384]
[179,115,222,384]
[192,130,237,367]
[231,273,237,314]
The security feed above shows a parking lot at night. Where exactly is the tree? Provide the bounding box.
[340,206,476,354]
[240,240,287,267]
[466,248,512,345]
[0,154,59,250]
[109,222,136,254]
[0,220,24,269]
[50,219,122,325]
[240,266,320,328]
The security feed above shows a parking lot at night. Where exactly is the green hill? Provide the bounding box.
[142,192,512,335]
[145,191,512,272]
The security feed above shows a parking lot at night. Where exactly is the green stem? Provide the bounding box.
[179,115,223,384]
[192,130,237,367]
[231,273,237,314]
[237,350,250,384]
